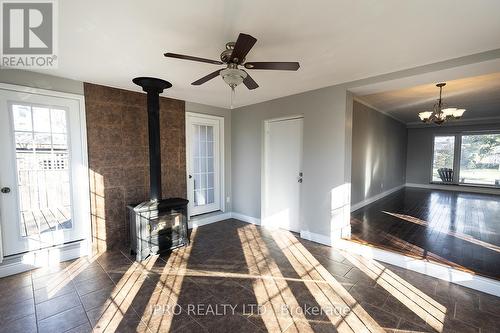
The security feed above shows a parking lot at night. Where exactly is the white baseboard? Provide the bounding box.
[0,240,88,278]
[406,182,500,195]
[350,184,405,212]
[300,230,332,246]
[231,215,333,248]
[188,211,261,229]
[188,212,232,229]
[230,212,261,225]
[334,239,500,297]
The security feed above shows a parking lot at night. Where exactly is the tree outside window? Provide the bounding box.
[460,134,500,186]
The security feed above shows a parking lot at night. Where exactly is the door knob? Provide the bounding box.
[1,187,11,194]
[188,175,193,179]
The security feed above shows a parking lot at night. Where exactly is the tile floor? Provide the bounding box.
[1,219,500,332]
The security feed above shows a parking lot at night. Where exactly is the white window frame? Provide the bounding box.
[457,130,500,187]
[185,112,225,218]
[430,130,500,188]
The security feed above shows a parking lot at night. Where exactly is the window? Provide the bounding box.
[432,136,455,182]
[11,104,72,235]
[193,124,215,206]
[431,132,500,187]
[459,134,500,186]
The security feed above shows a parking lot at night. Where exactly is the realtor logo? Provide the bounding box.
[1,0,57,68]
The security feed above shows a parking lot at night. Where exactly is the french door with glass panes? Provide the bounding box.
[186,113,222,217]
[0,87,88,256]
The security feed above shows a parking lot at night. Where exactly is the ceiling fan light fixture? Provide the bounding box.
[220,68,247,89]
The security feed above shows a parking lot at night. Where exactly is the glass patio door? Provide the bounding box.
[186,113,222,217]
[0,87,88,256]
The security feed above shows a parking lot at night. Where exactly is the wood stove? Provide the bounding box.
[128,198,188,261]
[127,77,189,261]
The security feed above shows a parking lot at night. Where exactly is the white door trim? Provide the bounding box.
[262,115,304,231]
[0,83,91,263]
[185,112,225,218]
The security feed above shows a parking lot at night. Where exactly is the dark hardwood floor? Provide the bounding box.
[349,187,500,280]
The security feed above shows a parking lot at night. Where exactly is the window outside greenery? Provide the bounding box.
[460,134,500,186]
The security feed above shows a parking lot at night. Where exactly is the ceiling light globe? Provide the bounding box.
[220,68,247,89]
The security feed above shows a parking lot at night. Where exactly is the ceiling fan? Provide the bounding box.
[164,33,300,91]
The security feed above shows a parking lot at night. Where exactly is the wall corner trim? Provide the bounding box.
[351,184,405,212]
[300,230,332,246]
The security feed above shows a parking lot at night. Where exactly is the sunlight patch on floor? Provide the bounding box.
[384,211,500,253]
[271,230,385,333]
[34,256,96,301]
[239,224,312,332]
[93,256,158,332]
[138,229,195,332]
[342,250,446,332]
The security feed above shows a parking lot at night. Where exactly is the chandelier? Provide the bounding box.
[418,83,466,125]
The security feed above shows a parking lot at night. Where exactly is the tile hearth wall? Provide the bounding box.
[84,83,186,251]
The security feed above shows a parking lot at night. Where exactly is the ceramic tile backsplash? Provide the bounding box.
[84,83,186,251]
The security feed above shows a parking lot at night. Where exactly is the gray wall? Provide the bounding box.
[231,85,352,238]
[0,69,84,94]
[185,102,232,212]
[406,122,500,184]
[351,101,407,205]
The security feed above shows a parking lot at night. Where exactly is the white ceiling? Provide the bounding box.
[358,72,500,123]
[45,0,500,108]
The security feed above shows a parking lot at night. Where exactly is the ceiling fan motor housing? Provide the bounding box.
[220,42,245,63]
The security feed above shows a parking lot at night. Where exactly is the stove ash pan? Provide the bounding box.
[128,198,189,261]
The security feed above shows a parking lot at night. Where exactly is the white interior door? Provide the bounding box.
[186,113,223,217]
[0,87,88,256]
[264,117,303,232]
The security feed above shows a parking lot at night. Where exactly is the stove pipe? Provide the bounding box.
[132,77,172,202]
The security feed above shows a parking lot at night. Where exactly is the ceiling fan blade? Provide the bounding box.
[191,69,222,86]
[229,33,257,64]
[244,62,300,71]
[164,52,223,65]
[242,71,259,90]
